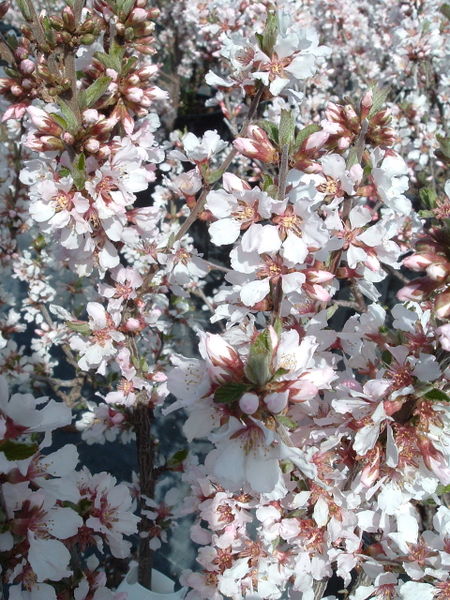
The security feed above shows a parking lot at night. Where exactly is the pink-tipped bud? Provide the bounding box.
[360,89,373,120]
[435,291,450,319]
[19,59,35,75]
[304,283,331,302]
[127,7,148,23]
[39,135,65,151]
[360,446,381,487]
[125,87,144,103]
[265,392,288,414]
[199,332,242,372]
[84,138,100,153]
[397,281,426,302]
[239,392,259,415]
[402,253,434,271]
[426,263,448,282]
[418,436,450,484]
[62,132,74,145]
[10,84,23,97]
[27,106,62,135]
[234,126,278,163]
[303,130,329,152]
[82,109,100,125]
[436,324,450,352]
[305,269,335,284]
[124,317,143,332]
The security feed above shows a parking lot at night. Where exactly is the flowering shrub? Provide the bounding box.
[0,0,449,599]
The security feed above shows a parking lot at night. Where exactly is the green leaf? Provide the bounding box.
[214,381,251,404]
[118,0,135,19]
[437,484,450,494]
[257,119,279,144]
[50,114,68,130]
[294,124,321,150]
[368,85,390,118]
[276,414,298,429]
[167,448,189,468]
[418,210,435,218]
[244,329,274,386]
[278,110,296,148]
[0,440,38,460]
[95,42,125,72]
[260,12,278,56]
[15,0,32,21]
[79,76,112,109]
[346,146,358,169]
[381,349,392,365]
[72,153,86,191]
[424,388,450,402]
[440,3,450,19]
[436,135,450,162]
[66,320,90,335]
[56,98,79,132]
[419,187,437,209]
[272,367,289,380]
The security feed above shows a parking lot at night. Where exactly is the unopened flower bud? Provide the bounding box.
[265,392,288,414]
[62,132,75,145]
[0,0,10,19]
[97,145,111,159]
[80,33,96,45]
[239,392,259,415]
[426,263,447,282]
[84,138,100,153]
[62,6,76,32]
[234,126,278,163]
[303,130,329,152]
[125,86,144,103]
[10,84,23,97]
[435,291,450,319]
[360,89,373,120]
[127,7,148,23]
[82,108,100,125]
[124,317,143,332]
[19,59,35,74]
[40,135,65,150]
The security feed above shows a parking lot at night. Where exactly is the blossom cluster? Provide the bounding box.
[0,0,448,599]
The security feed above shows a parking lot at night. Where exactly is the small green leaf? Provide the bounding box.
[244,329,274,386]
[276,414,298,429]
[72,153,86,191]
[294,124,321,150]
[258,119,279,144]
[278,110,296,148]
[167,448,189,468]
[118,0,135,19]
[214,382,251,404]
[424,388,450,402]
[0,440,38,460]
[79,76,112,109]
[66,320,90,335]
[419,187,437,209]
[260,12,278,56]
[437,483,450,494]
[272,367,289,380]
[16,0,32,21]
[381,349,392,365]
[436,135,450,162]
[49,113,69,130]
[56,98,79,132]
[368,85,390,118]
[440,3,450,19]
